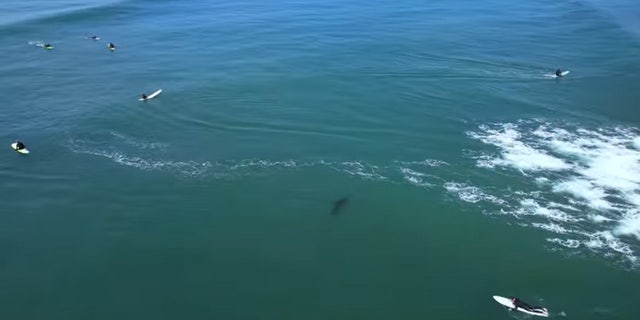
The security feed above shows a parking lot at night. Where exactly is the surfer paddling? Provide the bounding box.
[493,295,549,317]
[139,89,161,101]
[108,42,115,51]
[555,69,563,77]
[13,140,26,151]
[509,297,547,314]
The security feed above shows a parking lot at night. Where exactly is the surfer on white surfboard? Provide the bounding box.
[493,295,549,317]
[555,69,563,77]
[139,89,161,101]
[510,297,547,314]
[13,140,26,151]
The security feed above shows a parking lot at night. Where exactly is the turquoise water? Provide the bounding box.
[1,0,640,319]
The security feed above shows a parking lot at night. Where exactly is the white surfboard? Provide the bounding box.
[544,70,570,78]
[493,295,548,317]
[36,43,54,50]
[549,70,570,78]
[11,143,30,154]
[139,89,162,101]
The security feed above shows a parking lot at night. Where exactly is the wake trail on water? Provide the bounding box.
[65,121,640,269]
[66,133,449,183]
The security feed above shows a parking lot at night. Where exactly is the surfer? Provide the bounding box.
[14,140,26,151]
[509,297,546,313]
[43,43,52,49]
[555,69,563,77]
[108,42,115,50]
[90,35,99,40]
[141,93,148,100]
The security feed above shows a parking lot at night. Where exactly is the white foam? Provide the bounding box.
[588,231,633,255]
[110,131,168,150]
[474,155,497,169]
[535,177,550,185]
[633,137,640,149]
[79,149,211,177]
[332,161,387,180]
[548,202,580,212]
[546,238,581,248]
[228,159,301,170]
[532,222,569,234]
[470,121,640,267]
[444,182,505,205]
[552,179,612,210]
[67,138,211,177]
[546,126,640,194]
[400,168,434,187]
[467,124,571,171]
[396,159,449,167]
[516,199,578,222]
[532,126,571,139]
[614,212,640,241]
[589,214,613,223]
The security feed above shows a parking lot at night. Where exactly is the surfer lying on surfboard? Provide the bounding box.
[36,43,53,50]
[510,297,547,314]
[13,140,26,151]
[139,89,162,101]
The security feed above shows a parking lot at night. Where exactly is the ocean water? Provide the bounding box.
[1,0,640,319]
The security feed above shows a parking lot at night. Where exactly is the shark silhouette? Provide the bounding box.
[331,196,350,215]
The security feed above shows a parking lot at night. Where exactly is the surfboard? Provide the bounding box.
[552,70,570,77]
[493,296,548,317]
[36,43,53,50]
[139,89,162,101]
[11,143,30,154]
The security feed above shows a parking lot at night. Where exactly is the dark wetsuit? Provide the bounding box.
[15,142,25,150]
[142,94,147,100]
[511,297,545,313]
[555,69,562,77]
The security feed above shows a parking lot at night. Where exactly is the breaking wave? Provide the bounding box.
[465,120,640,268]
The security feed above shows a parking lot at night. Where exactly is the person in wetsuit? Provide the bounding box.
[510,297,546,313]
[14,140,26,150]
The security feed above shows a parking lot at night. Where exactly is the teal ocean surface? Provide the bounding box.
[1,0,640,319]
